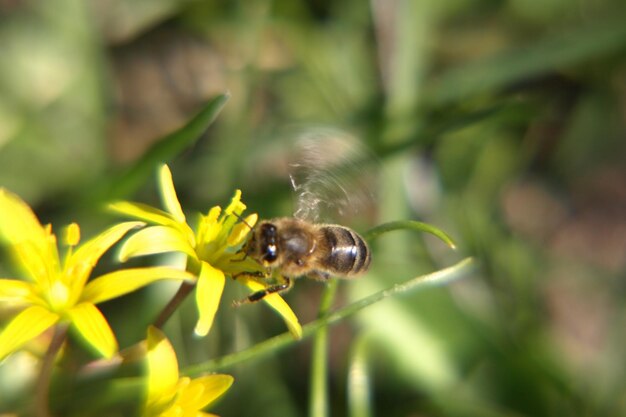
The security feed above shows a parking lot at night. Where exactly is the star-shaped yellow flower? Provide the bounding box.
[109,164,301,338]
[0,188,196,361]
[143,326,233,417]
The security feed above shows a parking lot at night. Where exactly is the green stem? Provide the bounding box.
[309,280,339,417]
[153,281,195,329]
[347,335,373,417]
[182,257,474,376]
[364,220,456,249]
[35,323,69,417]
[306,219,448,416]
[153,256,200,329]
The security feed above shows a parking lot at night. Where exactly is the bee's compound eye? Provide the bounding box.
[264,244,278,262]
[260,223,278,263]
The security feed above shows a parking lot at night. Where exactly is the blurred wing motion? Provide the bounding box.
[241,128,376,304]
[289,128,378,224]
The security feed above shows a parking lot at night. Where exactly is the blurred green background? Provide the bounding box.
[1,0,625,416]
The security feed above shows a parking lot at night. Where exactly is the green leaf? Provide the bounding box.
[424,14,626,106]
[89,93,230,203]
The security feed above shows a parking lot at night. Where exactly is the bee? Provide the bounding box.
[240,217,371,302]
[238,129,375,303]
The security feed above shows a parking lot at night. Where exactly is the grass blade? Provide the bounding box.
[183,257,474,376]
[309,280,338,417]
[348,335,373,417]
[89,93,230,203]
[425,14,626,106]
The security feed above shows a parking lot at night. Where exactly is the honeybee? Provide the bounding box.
[241,218,371,301]
[238,129,375,303]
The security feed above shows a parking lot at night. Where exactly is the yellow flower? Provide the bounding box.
[109,164,301,338]
[0,188,196,361]
[143,326,233,417]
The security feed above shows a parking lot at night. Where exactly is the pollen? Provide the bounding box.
[64,223,81,247]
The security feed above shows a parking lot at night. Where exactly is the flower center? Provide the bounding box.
[49,280,70,311]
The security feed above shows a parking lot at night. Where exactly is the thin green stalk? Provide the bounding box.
[35,323,68,417]
[348,335,373,417]
[305,219,453,417]
[309,280,339,417]
[153,281,195,329]
[183,257,474,376]
[364,220,456,248]
[153,256,200,329]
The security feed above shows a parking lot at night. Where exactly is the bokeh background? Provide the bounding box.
[0,0,625,416]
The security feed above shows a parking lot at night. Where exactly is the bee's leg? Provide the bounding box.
[234,276,293,306]
[230,254,246,262]
[230,248,249,263]
[231,254,268,276]
[232,270,266,280]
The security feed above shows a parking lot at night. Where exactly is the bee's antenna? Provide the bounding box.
[233,212,255,231]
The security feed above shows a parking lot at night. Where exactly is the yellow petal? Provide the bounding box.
[0,188,47,247]
[158,165,186,223]
[194,262,225,337]
[0,279,37,302]
[9,240,58,287]
[73,221,144,264]
[242,278,302,339]
[67,303,117,358]
[117,226,196,262]
[0,305,59,361]
[110,201,196,248]
[177,374,234,410]
[0,189,59,284]
[68,221,145,289]
[145,326,179,409]
[82,267,196,304]
[109,201,178,226]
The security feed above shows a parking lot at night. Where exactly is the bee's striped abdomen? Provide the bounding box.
[320,225,371,276]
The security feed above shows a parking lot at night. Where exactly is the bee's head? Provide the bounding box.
[246,221,279,266]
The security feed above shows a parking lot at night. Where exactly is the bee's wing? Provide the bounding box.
[289,128,378,224]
